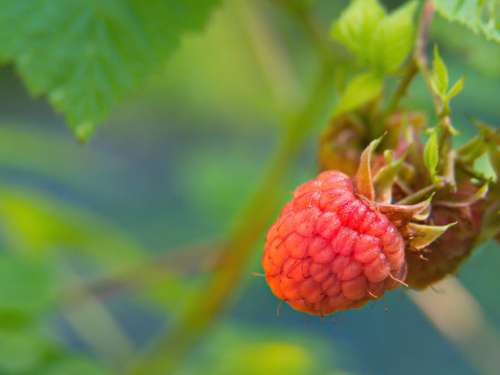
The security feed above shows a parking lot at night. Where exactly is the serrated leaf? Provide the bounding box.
[331,0,386,64]
[431,46,449,95]
[0,0,220,140]
[369,1,418,73]
[424,128,439,180]
[434,0,500,43]
[332,72,383,116]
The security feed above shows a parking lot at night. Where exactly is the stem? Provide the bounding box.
[270,0,334,66]
[377,0,435,135]
[383,59,418,119]
[415,0,440,114]
[126,63,335,375]
[397,180,446,205]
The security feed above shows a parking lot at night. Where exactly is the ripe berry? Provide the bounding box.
[262,171,406,315]
[262,137,453,316]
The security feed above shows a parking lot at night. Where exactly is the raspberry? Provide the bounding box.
[262,171,406,316]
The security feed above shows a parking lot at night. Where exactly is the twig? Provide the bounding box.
[397,181,446,205]
[127,61,335,375]
[269,0,334,66]
[383,59,418,119]
[378,0,435,135]
[126,4,337,373]
[414,0,441,114]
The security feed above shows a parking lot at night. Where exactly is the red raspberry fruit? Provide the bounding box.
[262,171,406,316]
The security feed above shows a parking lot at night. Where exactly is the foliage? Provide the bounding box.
[434,0,500,43]
[331,0,417,115]
[430,46,464,115]
[0,0,220,141]
[424,127,439,181]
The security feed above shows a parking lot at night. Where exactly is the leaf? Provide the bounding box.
[332,72,383,116]
[331,0,386,64]
[407,222,456,250]
[369,0,418,73]
[424,128,439,180]
[431,46,449,95]
[0,0,220,141]
[373,153,406,203]
[447,76,464,99]
[434,0,500,43]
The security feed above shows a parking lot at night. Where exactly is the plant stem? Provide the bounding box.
[126,57,335,375]
[414,0,440,114]
[270,0,335,66]
[383,59,418,119]
[377,0,435,136]
[397,180,446,205]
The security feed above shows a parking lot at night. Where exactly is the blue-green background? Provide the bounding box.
[0,1,498,374]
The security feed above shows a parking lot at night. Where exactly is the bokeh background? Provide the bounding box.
[0,1,498,374]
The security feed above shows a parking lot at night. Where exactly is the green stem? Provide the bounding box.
[126,63,335,375]
[415,0,440,114]
[383,59,418,119]
[375,0,434,137]
[397,180,446,205]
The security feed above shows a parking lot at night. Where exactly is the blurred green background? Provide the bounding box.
[0,0,498,374]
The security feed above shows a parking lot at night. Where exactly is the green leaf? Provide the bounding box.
[369,1,418,73]
[331,0,386,64]
[424,128,440,180]
[332,72,383,116]
[447,76,464,99]
[431,46,449,95]
[434,0,500,43]
[0,0,220,140]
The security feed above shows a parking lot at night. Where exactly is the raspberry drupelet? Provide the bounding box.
[262,138,452,316]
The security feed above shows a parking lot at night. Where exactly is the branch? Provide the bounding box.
[380,0,435,132]
[414,0,440,113]
[125,5,337,371]
[127,63,335,375]
[269,0,335,66]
